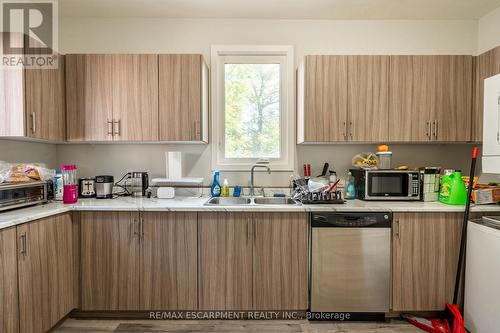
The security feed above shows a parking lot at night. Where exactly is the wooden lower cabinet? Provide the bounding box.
[392,212,462,311]
[140,212,198,310]
[253,213,308,310]
[17,213,75,333]
[198,212,308,311]
[80,211,199,311]
[0,227,19,333]
[198,212,253,310]
[80,211,140,311]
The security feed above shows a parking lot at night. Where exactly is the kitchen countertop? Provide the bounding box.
[1,196,500,230]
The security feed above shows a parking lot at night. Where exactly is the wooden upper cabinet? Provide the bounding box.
[112,54,158,141]
[25,55,66,141]
[66,54,114,141]
[158,54,208,142]
[297,55,348,143]
[66,54,159,141]
[472,46,500,142]
[17,213,75,333]
[253,213,308,310]
[392,212,462,311]
[0,227,19,333]
[140,212,198,310]
[198,212,253,310]
[80,211,140,311]
[347,55,389,142]
[434,55,472,141]
[389,55,472,142]
[389,56,436,141]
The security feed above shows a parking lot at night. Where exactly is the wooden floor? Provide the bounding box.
[53,319,422,332]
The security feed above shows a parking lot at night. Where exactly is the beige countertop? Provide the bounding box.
[1,196,500,230]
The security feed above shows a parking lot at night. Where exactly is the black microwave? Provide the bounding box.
[350,169,421,201]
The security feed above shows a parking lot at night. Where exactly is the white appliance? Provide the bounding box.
[464,217,500,333]
[482,74,500,173]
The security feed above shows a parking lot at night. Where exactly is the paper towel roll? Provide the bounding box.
[166,151,183,180]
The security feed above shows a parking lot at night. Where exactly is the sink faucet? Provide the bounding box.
[250,163,271,196]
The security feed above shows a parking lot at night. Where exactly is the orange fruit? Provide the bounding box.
[377,144,389,152]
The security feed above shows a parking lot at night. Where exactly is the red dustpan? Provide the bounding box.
[402,304,464,333]
[402,148,478,333]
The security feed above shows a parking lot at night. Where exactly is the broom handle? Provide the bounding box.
[453,147,478,305]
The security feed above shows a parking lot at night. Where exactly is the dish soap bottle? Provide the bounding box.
[221,178,230,197]
[210,170,221,197]
[345,171,356,200]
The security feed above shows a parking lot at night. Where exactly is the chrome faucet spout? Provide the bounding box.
[250,164,272,197]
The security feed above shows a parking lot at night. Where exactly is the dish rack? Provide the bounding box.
[298,190,345,204]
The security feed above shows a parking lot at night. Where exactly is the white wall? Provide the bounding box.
[60,18,477,57]
[55,17,482,186]
[478,6,500,54]
[0,140,57,168]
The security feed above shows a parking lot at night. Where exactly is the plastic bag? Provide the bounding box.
[352,152,379,169]
[0,161,55,184]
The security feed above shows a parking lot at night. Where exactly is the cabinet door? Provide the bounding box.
[0,227,19,333]
[80,211,140,310]
[17,213,75,333]
[434,56,472,141]
[0,32,25,136]
[392,213,462,311]
[140,212,198,310]
[253,213,308,310]
[302,55,348,142]
[348,56,389,142]
[66,54,114,141]
[389,56,435,141]
[112,54,159,141]
[198,212,253,310]
[472,46,500,142]
[25,55,66,141]
[159,54,203,141]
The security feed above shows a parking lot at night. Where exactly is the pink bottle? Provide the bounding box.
[61,165,78,204]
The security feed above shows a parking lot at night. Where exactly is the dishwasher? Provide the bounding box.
[309,212,392,319]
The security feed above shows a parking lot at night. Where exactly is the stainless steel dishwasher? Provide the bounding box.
[310,212,392,316]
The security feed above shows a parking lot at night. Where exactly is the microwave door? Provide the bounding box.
[367,173,409,198]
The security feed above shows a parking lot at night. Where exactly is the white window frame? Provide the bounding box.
[211,45,295,171]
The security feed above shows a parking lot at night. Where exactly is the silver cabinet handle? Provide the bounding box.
[343,121,348,140]
[426,121,430,139]
[349,121,353,140]
[253,219,256,244]
[193,120,201,139]
[30,112,36,133]
[435,120,439,139]
[113,119,121,136]
[131,219,140,240]
[140,216,144,241]
[107,120,113,136]
[432,120,437,139]
[20,232,28,256]
[246,218,251,242]
[394,220,400,240]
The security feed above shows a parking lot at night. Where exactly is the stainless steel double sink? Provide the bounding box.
[204,197,299,206]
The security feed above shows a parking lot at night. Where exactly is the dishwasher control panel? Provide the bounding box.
[311,212,392,228]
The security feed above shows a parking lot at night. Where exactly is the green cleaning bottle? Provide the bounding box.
[439,171,467,205]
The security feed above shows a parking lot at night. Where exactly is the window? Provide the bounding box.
[211,45,294,171]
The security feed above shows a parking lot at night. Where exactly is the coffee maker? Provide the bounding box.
[124,172,149,197]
